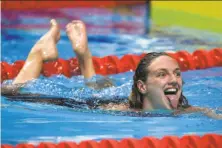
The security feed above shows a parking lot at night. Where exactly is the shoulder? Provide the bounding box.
[99,102,130,111]
[1,83,25,96]
[173,106,205,115]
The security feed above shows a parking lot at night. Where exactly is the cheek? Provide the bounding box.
[178,78,183,86]
[147,78,167,88]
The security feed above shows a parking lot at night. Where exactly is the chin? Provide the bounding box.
[164,92,180,110]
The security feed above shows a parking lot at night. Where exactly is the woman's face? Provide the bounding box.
[142,56,183,110]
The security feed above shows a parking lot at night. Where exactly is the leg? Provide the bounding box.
[66,20,95,79]
[13,19,60,84]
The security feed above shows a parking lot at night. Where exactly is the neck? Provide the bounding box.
[142,96,154,110]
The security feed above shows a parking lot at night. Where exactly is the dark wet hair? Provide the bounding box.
[129,52,190,109]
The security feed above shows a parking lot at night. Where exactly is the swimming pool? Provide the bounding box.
[1,6,222,146]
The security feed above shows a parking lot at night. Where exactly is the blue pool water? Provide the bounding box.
[2,28,222,145]
[1,8,222,145]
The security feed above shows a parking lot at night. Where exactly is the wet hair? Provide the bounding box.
[129,52,190,109]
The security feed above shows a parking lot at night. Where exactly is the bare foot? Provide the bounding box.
[31,19,60,61]
[66,20,89,56]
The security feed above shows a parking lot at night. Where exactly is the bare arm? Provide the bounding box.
[1,83,25,96]
[85,76,115,90]
[174,106,222,119]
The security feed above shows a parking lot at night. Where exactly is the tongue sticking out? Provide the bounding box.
[166,95,178,109]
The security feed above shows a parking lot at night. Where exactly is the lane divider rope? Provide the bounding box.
[1,48,222,83]
[1,134,222,148]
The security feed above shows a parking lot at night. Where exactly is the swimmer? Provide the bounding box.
[1,19,222,119]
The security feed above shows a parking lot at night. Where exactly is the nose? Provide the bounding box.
[168,74,177,86]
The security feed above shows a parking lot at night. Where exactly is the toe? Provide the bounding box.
[66,23,71,29]
[71,20,79,23]
[50,19,57,26]
[72,20,84,25]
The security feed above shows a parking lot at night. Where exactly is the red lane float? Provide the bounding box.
[2,1,146,10]
[1,134,222,148]
[1,48,222,82]
[42,58,71,78]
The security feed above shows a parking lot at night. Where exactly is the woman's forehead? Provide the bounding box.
[148,56,180,71]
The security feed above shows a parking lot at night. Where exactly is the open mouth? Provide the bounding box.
[164,88,178,95]
[164,88,179,109]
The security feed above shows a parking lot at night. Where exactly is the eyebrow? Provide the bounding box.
[174,68,181,72]
[155,68,168,72]
[154,68,181,72]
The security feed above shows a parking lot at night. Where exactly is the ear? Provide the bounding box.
[136,80,147,94]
